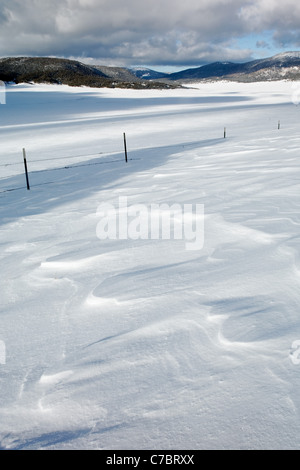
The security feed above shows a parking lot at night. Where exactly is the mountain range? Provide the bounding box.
[0,57,175,89]
[130,52,300,82]
[1,52,300,88]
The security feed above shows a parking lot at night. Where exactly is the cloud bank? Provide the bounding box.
[1,0,300,66]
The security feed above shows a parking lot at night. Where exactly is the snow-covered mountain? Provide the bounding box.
[129,67,170,80]
[141,51,300,82]
[92,65,143,83]
[270,51,300,60]
[2,52,300,88]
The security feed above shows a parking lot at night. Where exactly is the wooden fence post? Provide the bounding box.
[224,127,226,138]
[22,148,30,190]
[123,133,128,163]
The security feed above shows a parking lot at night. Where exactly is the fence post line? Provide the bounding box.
[123,132,128,163]
[22,148,30,190]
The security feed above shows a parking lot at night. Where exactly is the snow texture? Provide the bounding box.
[0,81,300,450]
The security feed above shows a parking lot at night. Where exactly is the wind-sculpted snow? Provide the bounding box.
[0,81,300,449]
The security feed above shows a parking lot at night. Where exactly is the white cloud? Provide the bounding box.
[0,0,300,66]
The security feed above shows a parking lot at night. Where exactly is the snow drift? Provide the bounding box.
[0,81,300,449]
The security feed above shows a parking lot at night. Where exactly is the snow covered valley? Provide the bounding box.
[0,81,300,449]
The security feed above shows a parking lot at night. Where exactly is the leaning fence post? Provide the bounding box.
[123,132,128,163]
[22,148,30,190]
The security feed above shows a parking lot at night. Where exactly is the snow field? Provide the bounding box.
[0,81,300,449]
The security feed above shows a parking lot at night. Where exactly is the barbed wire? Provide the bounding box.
[0,156,138,194]
[0,151,108,168]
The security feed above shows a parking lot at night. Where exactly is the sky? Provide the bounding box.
[0,0,300,71]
